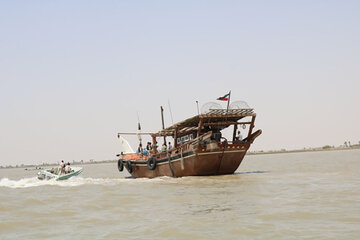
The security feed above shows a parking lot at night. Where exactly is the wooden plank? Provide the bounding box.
[247,115,256,140]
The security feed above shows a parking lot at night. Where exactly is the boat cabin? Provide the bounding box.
[151,108,258,151]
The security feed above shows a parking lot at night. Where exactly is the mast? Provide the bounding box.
[197,117,203,138]
[232,123,238,142]
[247,115,256,139]
[160,106,166,144]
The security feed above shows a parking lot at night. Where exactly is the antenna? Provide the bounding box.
[168,99,174,125]
[137,112,141,124]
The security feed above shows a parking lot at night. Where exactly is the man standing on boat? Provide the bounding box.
[137,143,143,156]
[237,131,243,141]
[161,143,167,152]
[65,162,71,174]
[58,160,65,175]
[146,142,152,151]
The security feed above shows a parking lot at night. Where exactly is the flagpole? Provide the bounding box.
[226,91,231,113]
[137,112,142,145]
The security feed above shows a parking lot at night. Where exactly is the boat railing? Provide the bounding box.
[220,142,248,150]
[223,140,247,145]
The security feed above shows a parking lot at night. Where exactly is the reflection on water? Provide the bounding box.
[1,149,360,240]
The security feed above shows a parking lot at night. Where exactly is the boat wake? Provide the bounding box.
[0,176,167,189]
[0,171,267,189]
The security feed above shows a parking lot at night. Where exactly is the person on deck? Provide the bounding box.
[58,160,65,175]
[237,131,243,141]
[152,142,158,153]
[146,142,152,151]
[161,143,167,152]
[168,142,172,150]
[137,143,143,155]
[143,148,148,156]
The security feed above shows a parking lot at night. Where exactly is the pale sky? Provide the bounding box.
[1,0,359,166]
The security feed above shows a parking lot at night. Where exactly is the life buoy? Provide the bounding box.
[147,157,157,170]
[117,159,124,172]
[126,161,133,173]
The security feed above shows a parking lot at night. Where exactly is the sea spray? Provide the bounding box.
[0,176,167,189]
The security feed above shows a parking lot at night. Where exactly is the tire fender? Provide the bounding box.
[126,161,133,173]
[117,159,124,172]
[147,157,157,170]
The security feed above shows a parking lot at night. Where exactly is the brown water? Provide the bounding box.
[1,150,359,240]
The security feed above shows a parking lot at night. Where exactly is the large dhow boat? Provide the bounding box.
[117,100,262,178]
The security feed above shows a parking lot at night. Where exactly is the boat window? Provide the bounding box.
[177,134,193,144]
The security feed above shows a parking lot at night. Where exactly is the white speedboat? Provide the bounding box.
[37,167,83,181]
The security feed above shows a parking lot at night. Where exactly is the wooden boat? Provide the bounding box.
[117,107,261,178]
[37,167,83,181]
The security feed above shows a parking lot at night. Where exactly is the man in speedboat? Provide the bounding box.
[58,160,65,175]
[65,162,71,174]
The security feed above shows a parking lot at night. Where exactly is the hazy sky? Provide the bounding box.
[1,0,359,166]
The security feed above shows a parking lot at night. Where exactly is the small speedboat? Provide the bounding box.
[37,167,83,181]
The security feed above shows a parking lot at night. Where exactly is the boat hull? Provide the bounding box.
[124,145,249,178]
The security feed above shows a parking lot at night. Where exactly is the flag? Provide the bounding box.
[217,93,230,101]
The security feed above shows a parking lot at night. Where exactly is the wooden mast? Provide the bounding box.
[174,126,178,148]
[232,123,238,142]
[197,117,203,138]
[151,134,157,154]
[160,106,166,144]
[247,114,256,139]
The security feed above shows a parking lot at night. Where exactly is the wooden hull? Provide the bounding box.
[123,144,250,178]
[117,106,262,178]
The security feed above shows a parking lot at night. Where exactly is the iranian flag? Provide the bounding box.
[217,93,230,101]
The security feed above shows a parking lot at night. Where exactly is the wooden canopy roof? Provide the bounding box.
[154,109,255,137]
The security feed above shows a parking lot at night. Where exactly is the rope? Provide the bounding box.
[216,137,227,175]
[167,152,176,178]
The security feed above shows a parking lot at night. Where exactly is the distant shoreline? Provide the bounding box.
[248,145,360,155]
[1,146,359,169]
[0,160,116,170]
